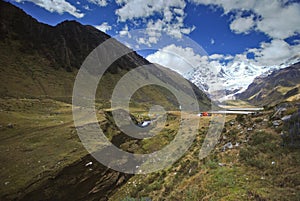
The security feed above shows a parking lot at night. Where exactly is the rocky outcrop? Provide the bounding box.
[17,154,131,201]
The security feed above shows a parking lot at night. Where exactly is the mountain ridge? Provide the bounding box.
[0,0,110,71]
[0,0,211,110]
[236,62,300,106]
[187,53,300,100]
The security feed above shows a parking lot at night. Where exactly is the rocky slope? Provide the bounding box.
[236,62,300,106]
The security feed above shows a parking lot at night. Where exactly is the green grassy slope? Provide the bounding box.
[0,40,76,99]
[110,104,300,201]
[0,98,86,199]
[0,1,213,200]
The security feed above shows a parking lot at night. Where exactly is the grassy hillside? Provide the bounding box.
[0,37,211,111]
[0,97,206,200]
[0,1,212,200]
[0,98,85,199]
[109,103,300,201]
[0,40,76,99]
[0,97,141,200]
[2,1,299,201]
[1,97,299,200]
[0,1,211,110]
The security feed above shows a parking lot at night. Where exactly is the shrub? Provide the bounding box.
[121,197,135,201]
[254,118,263,123]
[184,186,205,201]
[121,197,152,201]
[236,114,246,123]
[282,110,300,147]
[239,148,252,161]
[286,107,298,115]
[148,181,162,191]
[239,148,270,169]
[205,159,218,169]
[249,131,276,146]
[228,128,239,141]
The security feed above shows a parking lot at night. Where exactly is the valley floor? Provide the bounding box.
[0,98,299,201]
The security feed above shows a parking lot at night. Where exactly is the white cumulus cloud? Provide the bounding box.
[190,0,300,39]
[119,24,131,38]
[83,5,92,11]
[146,44,203,75]
[248,39,300,66]
[115,0,186,21]
[209,54,224,60]
[230,15,255,34]
[94,22,112,33]
[87,0,108,7]
[13,0,84,18]
[115,0,195,45]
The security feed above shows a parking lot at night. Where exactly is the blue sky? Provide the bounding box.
[8,0,274,55]
[6,0,300,91]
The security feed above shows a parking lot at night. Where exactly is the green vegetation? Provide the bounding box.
[110,105,300,201]
[1,87,299,201]
[1,35,299,201]
[1,2,299,200]
[121,197,151,201]
[0,98,88,198]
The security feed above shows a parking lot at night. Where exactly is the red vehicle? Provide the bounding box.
[202,112,211,116]
[202,112,208,116]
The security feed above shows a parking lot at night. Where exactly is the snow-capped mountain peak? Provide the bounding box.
[186,54,300,101]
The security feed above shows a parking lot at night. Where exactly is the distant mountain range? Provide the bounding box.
[187,53,300,100]
[236,62,300,106]
[0,0,210,110]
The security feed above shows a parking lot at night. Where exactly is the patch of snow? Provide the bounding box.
[140,121,151,127]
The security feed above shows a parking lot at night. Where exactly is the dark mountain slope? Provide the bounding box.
[0,0,211,109]
[236,62,300,106]
[0,0,146,72]
[0,1,211,200]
